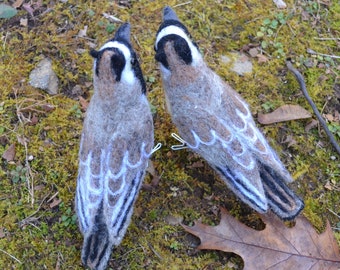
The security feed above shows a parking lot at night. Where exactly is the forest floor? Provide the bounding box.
[0,0,339,269]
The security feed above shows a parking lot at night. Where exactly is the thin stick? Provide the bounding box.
[174,1,192,8]
[307,48,340,59]
[286,61,340,155]
[314,37,340,41]
[0,248,22,264]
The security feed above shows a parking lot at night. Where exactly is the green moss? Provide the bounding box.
[0,0,339,268]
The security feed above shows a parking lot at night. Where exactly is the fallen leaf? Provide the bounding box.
[40,103,55,112]
[78,96,89,111]
[2,143,15,162]
[22,3,34,17]
[248,48,259,58]
[324,114,334,122]
[165,214,183,225]
[28,114,39,126]
[256,54,269,64]
[324,181,333,191]
[12,0,24,8]
[305,119,318,132]
[282,134,297,147]
[258,104,311,124]
[182,208,340,270]
[78,25,88,38]
[50,198,62,208]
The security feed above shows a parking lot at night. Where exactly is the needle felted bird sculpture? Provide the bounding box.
[154,6,304,220]
[75,23,155,270]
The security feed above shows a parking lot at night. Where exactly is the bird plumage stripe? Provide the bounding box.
[115,171,143,236]
[215,166,268,213]
[260,164,304,220]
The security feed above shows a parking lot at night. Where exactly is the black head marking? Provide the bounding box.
[110,48,126,82]
[155,35,192,69]
[90,48,125,81]
[155,7,199,69]
[90,49,99,59]
[90,23,147,94]
[130,50,147,94]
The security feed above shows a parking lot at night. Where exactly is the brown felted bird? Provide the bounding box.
[75,23,156,270]
[154,6,304,220]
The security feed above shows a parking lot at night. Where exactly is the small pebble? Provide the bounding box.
[29,58,59,95]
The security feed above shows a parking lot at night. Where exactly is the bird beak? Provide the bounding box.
[114,23,131,43]
[163,6,180,22]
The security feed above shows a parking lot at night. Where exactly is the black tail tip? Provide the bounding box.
[272,198,305,221]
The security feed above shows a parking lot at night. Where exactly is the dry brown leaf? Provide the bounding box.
[256,54,269,64]
[12,0,24,8]
[2,143,15,161]
[248,48,259,58]
[79,96,89,111]
[49,198,62,208]
[258,104,311,124]
[182,208,340,270]
[305,119,318,132]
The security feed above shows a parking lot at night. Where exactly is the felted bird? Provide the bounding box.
[154,6,304,220]
[75,23,156,270]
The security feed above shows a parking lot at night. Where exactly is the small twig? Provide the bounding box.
[47,191,59,203]
[19,192,50,227]
[307,48,340,59]
[2,31,9,50]
[313,37,340,41]
[174,1,192,8]
[14,89,35,205]
[147,242,163,260]
[0,248,22,264]
[328,208,340,219]
[102,12,123,23]
[286,21,296,36]
[286,61,340,155]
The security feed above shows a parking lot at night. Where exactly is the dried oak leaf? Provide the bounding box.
[182,208,340,270]
[258,104,311,125]
[2,143,16,162]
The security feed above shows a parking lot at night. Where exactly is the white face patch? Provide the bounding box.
[98,41,135,85]
[155,25,202,66]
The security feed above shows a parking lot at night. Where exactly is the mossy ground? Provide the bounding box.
[0,0,339,269]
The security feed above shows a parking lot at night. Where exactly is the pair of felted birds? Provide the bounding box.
[75,6,304,270]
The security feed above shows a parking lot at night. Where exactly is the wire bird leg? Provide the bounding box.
[171,133,188,150]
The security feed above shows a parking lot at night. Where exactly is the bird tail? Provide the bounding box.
[260,163,304,220]
[81,210,113,270]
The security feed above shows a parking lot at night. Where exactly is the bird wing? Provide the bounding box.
[217,85,303,219]
[219,85,293,183]
[173,107,268,213]
[76,116,153,235]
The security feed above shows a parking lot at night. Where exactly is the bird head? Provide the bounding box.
[154,6,202,72]
[90,23,146,96]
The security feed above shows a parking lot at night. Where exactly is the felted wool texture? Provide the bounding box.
[155,7,304,220]
[75,23,154,270]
